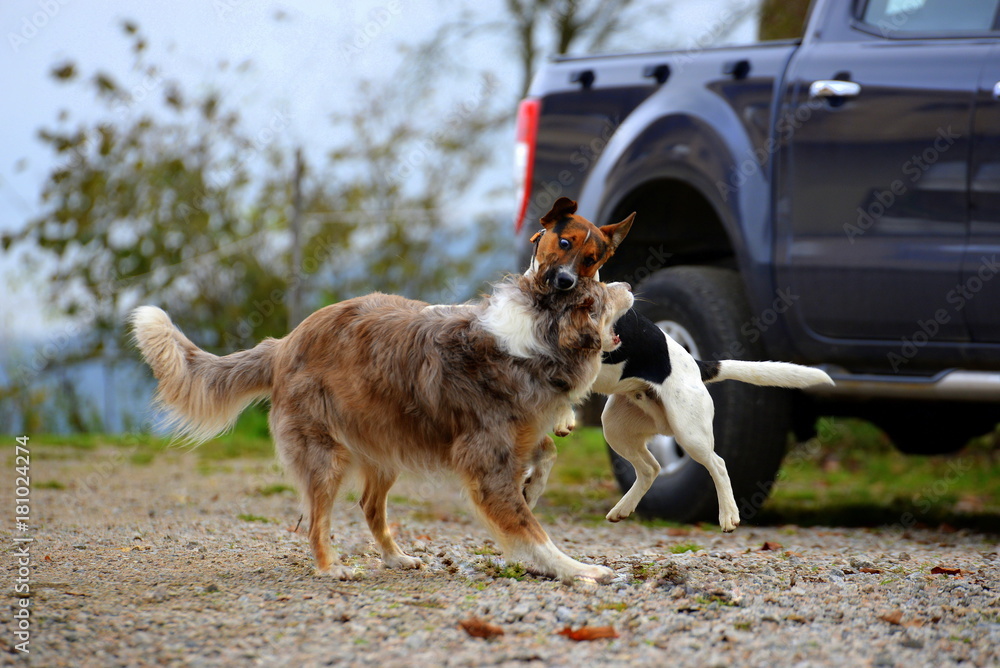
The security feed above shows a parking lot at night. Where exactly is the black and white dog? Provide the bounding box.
[524,198,833,532]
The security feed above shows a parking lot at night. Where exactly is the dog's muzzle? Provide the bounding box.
[553,270,577,291]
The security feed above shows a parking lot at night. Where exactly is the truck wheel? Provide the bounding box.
[606,266,791,525]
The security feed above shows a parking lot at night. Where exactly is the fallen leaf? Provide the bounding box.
[43,555,53,562]
[759,541,782,551]
[859,567,882,574]
[666,528,690,536]
[930,566,961,576]
[63,591,89,597]
[459,617,504,639]
[416,534,432,541]
[557,625,619,641]
[879,610,903,625]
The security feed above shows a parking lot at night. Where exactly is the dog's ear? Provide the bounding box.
[558,297,601,351]
[540,197,578,229]
[599,212,635,251]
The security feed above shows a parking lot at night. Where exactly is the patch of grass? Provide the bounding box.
[255,484,294,497]
[35,480,66,490]
[472,544,500,556]
[695,592,739,607]
[763,419,1000,530]
[594,601,628,612]
[550,427,609,485]
[237,514,274,524]
[195,435,273,461]
[130,451,155,465]
[669,542,702,554]
[542,421,1000,532]
[631,562,657,581]
[480,559,528,581]
[734,621,752,631]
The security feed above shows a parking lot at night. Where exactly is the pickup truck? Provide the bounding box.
[513,0,1000,523]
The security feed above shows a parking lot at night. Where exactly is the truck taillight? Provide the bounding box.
[514,97,540,233]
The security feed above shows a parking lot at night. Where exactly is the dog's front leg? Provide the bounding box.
[461,432,615,584]
[553,402,576,437]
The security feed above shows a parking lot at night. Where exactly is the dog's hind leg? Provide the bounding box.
[602,393,660,523]
[522,435,556,510]
[274,420,354,578]
[458,431,614,584]
[665,384,740,532]
[360,467,422,570]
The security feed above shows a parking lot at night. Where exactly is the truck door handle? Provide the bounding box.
[809,80,861,98]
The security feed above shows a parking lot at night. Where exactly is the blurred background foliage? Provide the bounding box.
[4,0,799,433]
[759,0,811,41]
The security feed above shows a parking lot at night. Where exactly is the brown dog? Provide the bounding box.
[132,275,633,583]
[527,197,635,291]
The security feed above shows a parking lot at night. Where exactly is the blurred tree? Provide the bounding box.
[2,19,355,409]
[319,71,509,304]
[3,19,511,429]
[759,0,812,41]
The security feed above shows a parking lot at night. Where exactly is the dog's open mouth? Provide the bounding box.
[612,332,621,346]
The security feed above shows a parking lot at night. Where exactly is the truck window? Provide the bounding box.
[860,0,1000,34]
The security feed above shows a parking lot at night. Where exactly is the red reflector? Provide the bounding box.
[514,98,541,233]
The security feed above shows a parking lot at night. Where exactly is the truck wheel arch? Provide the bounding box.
[597,176,737,282]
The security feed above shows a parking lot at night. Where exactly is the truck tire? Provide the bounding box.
[607,266,792,525]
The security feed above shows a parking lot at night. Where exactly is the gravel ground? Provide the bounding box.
[3,446,999,667]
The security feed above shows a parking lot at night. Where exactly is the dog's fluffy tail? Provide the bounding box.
[699,359,834,389]
[131,306,278,443]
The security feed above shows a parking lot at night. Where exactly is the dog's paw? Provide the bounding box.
[605,500,636,523]
[564,563,615,585]
[383,554,423,570]
[553,418,575,437]
[718,508,741,533]
[315,564,356,580]
[553,408,576,437]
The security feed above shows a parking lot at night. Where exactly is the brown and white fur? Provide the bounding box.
[132,275,633,583]
[526,198,834,532]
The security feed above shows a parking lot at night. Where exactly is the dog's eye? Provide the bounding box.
[558,238,571,250]
[583,257,596,267]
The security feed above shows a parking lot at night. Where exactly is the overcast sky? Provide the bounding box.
[1,0,759,339]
